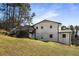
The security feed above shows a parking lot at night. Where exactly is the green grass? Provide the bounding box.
[0,34,79,56]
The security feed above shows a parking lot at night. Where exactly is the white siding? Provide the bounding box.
[34,21,59,42]
[59,33,71,45]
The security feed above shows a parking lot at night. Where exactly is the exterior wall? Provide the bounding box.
[29,34,36,38]
[29,34,32,38]
[34,21,59,42]
[59,32,71,45]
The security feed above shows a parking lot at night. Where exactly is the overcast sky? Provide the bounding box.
[30,3,79,26]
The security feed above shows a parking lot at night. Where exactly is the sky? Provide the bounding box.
[30,3,79,26]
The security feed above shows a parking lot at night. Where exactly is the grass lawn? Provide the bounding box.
[0,34,79,56]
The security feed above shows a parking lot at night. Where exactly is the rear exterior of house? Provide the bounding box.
[33,20,61,42]
[33,20,72,45]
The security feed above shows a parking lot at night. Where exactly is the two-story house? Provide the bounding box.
[32,20,72,45]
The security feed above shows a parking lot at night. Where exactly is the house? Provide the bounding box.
[9,19,72,45]
[9,25,35,38]
[33,20,72,45]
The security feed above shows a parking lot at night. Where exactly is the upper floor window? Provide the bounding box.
[49,34,53,38]
[62,34,66,38]
[36,27,38,29]
[50,25,52,28]
[41,26,43,29]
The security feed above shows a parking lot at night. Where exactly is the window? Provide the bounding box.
[50,25,52,28]
[62,34,66,38]
[49,34,53,38]
[36,27,38,29]
[41,26,43,29]
[41,37,43,39]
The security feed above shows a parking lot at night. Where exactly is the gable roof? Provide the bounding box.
[33,19,62,26]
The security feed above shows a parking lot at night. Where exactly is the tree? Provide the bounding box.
[70,25,75,34]
[18,3,35,26]
[69,25,75,44]
[75,25,79,38]
[0,3,35,31]
[61,25,66,30]
[69,25,75,36]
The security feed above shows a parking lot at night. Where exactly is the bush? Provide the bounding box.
[0,32,9,35]
[34,38,38,40]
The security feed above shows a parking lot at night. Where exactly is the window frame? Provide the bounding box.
[36,27,38,29]
[41,26,43,29]
[41,37,43,39]
[49,34,53,38]
[50,25,52,28]
[62,34,66,38]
